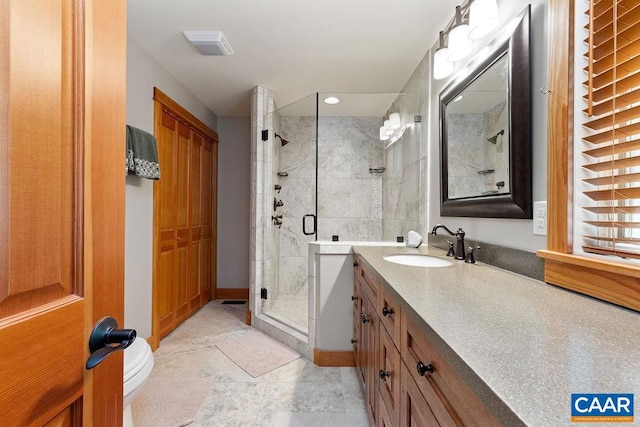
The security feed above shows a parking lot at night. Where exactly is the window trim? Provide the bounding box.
[537,0,640,312]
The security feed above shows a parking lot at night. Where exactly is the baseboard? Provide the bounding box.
[215,288,249,300]
[246,310,252,326]
[313,349,355,367]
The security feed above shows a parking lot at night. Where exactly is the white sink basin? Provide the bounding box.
[383,254,453,268]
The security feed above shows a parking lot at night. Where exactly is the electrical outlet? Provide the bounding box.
[533,201,547,236]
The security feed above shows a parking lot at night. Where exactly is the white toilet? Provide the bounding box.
[123,337,154,427]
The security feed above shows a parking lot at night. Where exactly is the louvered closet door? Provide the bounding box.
[157,111,178,338]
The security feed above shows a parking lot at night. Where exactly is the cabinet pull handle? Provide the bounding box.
[417,361,434,376]
[353,261,359,267]
[379,370,390,380]
[351,339,357,344]
[351,296,357,301]
[381,307,394,317]
[360,314,369,324]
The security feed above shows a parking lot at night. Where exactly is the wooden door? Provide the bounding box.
[155,111,178,339]
[189,132,203,314]
[175,123,191,325]
[152,89,218,343]
[0,0,126,425]
[201,139,214,302]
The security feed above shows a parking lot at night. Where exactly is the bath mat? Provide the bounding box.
[216,329,300,377]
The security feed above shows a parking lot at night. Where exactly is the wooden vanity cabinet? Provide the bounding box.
[353,256,498,427]
[401,315,498,427]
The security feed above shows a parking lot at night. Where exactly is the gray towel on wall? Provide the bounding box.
[126,125,160,180]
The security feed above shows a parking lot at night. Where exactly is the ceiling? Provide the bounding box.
[127,0,460,117]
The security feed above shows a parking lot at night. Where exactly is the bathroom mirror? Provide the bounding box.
[439,6,531,218]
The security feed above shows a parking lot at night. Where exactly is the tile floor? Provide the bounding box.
[132,300,370,426]
[264,294,309,333]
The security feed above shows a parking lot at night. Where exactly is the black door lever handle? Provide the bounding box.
[86,316,136,370]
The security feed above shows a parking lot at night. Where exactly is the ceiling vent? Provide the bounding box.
[182,31,234,56]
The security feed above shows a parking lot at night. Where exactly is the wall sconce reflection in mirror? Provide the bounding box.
[433,0,500,80]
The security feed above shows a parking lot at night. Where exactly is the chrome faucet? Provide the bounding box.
[431,224,466,260]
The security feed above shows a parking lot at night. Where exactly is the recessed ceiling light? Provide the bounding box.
[323,96,340,105]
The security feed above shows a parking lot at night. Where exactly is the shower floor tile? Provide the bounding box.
[265,293,308,333]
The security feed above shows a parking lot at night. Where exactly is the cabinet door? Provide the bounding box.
[401,362,440,427]
[156,111,178,338]
[189,131,203,314]
[201,138,214,301]
[362,295,379,423]
[379,327,401,426]
[352,272,364,383]
[174,123,191,325]
[377,391,394,427]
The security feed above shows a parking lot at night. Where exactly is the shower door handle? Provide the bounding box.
[302,214,316,236]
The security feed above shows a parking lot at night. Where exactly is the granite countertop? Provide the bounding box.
[352,245,640,426]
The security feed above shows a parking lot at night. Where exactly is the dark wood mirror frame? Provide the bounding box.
[439,6,531,219]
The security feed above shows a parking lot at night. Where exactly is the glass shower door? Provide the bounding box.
[261,94,317,334]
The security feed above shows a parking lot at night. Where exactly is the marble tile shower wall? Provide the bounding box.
[276,116,384,296]
[382,65,428,241]
[267,107,282,310]
[447,102,509,199]
[447,113,487,198]
[277,116,316,296]
[484,101,509,192]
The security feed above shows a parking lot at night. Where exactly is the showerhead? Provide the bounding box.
[275,133,290,146]
[487,129,505,144]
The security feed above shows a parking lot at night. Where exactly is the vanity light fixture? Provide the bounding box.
[389,113,401,130]
[433,31,453,80]
[432,0,500,80]
[380,113,409,142]
[323,96,340,105]
[469,0,499,39]
[447,6,472,62]
[379,127,390,141]
[384,119,394,136]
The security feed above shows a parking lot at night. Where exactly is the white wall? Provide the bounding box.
[216,117,251,289]
[125,39,217,337]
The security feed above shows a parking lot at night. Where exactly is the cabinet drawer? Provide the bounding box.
[401,313,498,427]
[358,261,379,304]
[378,287,401,347]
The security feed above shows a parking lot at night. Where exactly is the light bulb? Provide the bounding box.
[448,23,472,62]
[389,113,401,130]
[433,47,453,80]
[384,120,394,135]
[379,126,389,141]
[469,0,499,39]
